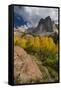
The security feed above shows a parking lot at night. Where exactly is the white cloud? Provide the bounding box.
[17,23,32,30]
[20,25,28,29]
[14,6,58,27]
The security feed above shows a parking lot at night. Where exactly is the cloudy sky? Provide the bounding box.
[14,6,58,29]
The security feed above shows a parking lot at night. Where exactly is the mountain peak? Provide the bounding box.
[45,16,51,20]
[38,18,44,27]
[37,16,53,32]
[38,16,51,27]
[25,16,58,36]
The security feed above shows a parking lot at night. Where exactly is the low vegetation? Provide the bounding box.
[14,33,59,83]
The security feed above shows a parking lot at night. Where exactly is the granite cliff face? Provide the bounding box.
[27,16,58,36]
[33,16,53,33]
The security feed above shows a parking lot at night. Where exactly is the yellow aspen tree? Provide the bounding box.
[33,36,40,52]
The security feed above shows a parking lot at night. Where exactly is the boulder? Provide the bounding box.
[14,46,42,84]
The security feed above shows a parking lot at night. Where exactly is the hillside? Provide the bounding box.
[14,16,59,84]
[14,46,42,84]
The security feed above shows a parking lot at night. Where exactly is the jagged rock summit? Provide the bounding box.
[38,16,53,32]
[32,16,53,34]
[14,16,58,36]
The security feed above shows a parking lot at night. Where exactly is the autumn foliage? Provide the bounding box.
[14,35,58,54]
[14,34,58,82]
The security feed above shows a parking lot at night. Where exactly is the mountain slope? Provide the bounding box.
[27,16,58,36]
[14,46,42,84]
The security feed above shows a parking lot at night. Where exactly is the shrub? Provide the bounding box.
[47,66,58,81]
[32,36,40,52]
[19,38,27,49]
[14,35,21,45]
[40,36,58,54]
[14,35,27,49]
[43,53,58,71]
[14,35,58,55]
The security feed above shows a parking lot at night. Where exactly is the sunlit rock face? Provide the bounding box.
[14,46,42,84]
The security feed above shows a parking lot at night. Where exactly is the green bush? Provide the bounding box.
[42,53,58,71]
[47,66,58,81]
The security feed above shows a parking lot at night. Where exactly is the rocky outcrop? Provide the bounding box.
[33,16,53,34]
[14,46,42,84]
[27,16,58,36]
[14,16,58,37]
